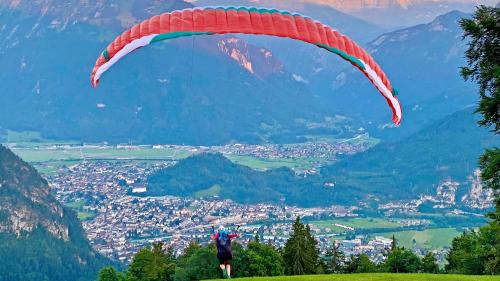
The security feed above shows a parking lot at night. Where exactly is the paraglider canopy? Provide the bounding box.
[91,6,402,125]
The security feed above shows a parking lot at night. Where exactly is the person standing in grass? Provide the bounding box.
[212,225,239,279]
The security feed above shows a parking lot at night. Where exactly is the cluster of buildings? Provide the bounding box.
[213,139,373,163]
[337,236,393,263]
[379,170,494,215]
[44,158,489,265]
[47,161,359,262]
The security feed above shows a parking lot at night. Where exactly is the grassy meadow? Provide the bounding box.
[207,274,500,281]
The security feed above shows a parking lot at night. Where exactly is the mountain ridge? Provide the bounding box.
[321,10,476,140]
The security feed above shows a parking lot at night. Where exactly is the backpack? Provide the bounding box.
[218,230,230,247]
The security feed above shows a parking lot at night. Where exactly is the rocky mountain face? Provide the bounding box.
[0,145,68,238]
[0,145,112,281]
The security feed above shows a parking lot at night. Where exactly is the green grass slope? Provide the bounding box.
[207,273,500,281]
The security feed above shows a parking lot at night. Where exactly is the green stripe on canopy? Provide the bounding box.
[103,50,110,62]
[151,32,214,43]
[315,43,365,70]
[207,6,301,17]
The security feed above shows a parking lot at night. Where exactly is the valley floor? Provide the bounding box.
[207,274,500,281]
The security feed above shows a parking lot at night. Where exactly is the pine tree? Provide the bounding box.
[391,235,397,252]
[384,247,422,273]
[460,4,499,223]
[304,224,321,272]
[127,242,176,281]
[445,6,500,275]
[283,217,319,275]
[324,242,345,274]
[421,252,439,273]
[345,254,377,273]
[98,267,119,281]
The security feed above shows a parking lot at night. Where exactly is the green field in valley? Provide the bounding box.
[7,142,323,173]
[4,130,380,174]
[10,146,192,162]
[207,274,500,281]
[65,200,86,209]
[375,228,462,250]
[310,218,462,250]
[227,155,323,171]
[310,218,403,232]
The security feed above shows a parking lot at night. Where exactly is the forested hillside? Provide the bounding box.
[147,107,499,205]
[0,145,112,281]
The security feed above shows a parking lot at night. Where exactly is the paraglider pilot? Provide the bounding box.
[212,225,239,279]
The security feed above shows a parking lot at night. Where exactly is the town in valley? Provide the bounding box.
[11,140,490,265]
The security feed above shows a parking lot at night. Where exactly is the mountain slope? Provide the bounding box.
[147,107,498,207]
[322,11,477,139]
[321,107,499,200]
[0,145,112,281]
[0,1,355,145]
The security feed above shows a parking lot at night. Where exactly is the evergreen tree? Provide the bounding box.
[174,245,220,281]
[233,239,285,278]
[460,5,500,134]
[460,3,500,225]
[345,254,377,273]
[421,252,439,274]
[324,242,345,274]
[446,6,500,275]
[304,224,321,273]
[384,247,421,273]
[175,241,201,269]
[98,267,119,281]
[283,217,319,275]
[127,242,176,281]
[391,235,397,252]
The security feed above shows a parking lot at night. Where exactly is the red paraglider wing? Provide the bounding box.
[91,7,402,125]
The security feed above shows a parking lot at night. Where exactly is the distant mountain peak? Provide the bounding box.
[368,9,467,52]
